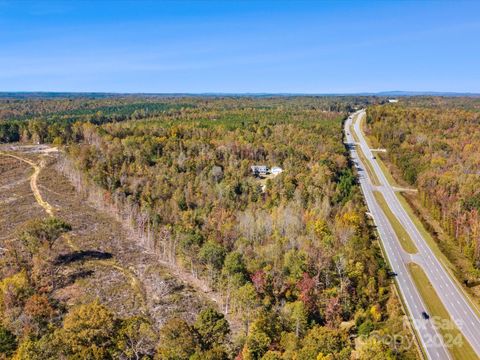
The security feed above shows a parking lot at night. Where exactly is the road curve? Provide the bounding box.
[345,110,480,359]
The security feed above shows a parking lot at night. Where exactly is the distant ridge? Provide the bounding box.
[374,90,480,97]
[0,91,479,99]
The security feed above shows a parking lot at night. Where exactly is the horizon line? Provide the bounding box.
[1,90,480,97]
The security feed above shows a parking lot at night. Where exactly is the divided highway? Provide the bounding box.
[345,110,480,360]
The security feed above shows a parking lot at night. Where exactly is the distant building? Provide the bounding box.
[271,166,283,175]
[251,165,269,176]
[388,99,399,103]
[251,165,284,177]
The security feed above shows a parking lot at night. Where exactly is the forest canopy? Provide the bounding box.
[367,100,480,270]
[0,96,414,359]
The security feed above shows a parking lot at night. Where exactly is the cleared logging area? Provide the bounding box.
[0,148,212,328]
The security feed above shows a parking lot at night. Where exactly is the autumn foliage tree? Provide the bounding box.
[367,102,480,269]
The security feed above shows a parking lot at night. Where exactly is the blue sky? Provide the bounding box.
[0,0,479,93]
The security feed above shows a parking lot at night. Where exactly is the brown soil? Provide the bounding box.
[0,146,212,328]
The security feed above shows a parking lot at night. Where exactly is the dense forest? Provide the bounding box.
[0,96,415,359]
[367,101,480,272]
[0,95,367,143]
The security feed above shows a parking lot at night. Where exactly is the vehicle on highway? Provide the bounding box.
[346,110,480,358]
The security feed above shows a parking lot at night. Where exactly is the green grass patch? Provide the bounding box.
[349,124,360,143]
[373,191,417,253]
[351,115,380,186]
[357,145,381,186]
[348,120,380,186]
[408,263,478,360]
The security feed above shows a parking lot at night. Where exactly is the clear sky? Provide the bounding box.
[1,0,479,93]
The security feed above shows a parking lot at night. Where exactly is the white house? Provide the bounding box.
[251,165,269,176]
[271,166,283,175]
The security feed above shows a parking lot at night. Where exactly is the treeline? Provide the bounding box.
[0,96,380,143]
[58,103,414,359]
[0,217,231,359]
[367,103,480,269]
[0,95,376,121]
[0,96,195,121]
[1,97,414,359]
[394,96,480,111]
[0,104,191,144]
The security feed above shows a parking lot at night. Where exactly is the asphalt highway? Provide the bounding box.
[345,110,480,359]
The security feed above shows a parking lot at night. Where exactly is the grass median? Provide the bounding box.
[408,263,477,360]
[396,192,480,318]
[372,226,426,359]
[348,121,380,186]
[356,145,381,186]
[358,113,371,144]
[358,114,399,187]
[373,190,417,253]
[349,123,360,143]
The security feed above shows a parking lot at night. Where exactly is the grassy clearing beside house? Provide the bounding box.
[373,191,417,253]
[408,263,477,360]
